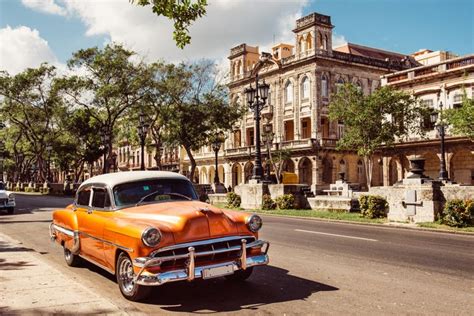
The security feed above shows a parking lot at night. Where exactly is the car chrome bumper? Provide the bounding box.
[0,201,15,209]
[133,238,270,286]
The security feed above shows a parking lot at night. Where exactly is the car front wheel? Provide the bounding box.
[116,252,151,301]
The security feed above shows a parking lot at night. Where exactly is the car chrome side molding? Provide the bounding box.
[50,222,133,253]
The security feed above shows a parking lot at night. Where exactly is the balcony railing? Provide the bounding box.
[320,138,338,147]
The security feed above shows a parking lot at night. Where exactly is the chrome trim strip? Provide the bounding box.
[52,224,75,237]
[240,239,247,270]
[79,231,134,253]
[153,235,256,255]
[79,254,115,274]
[187,247,195,281]
[135,254,269,286]
[134,240,269,268]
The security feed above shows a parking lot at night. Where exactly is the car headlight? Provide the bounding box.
[246,214,262,232]
[8,193,14,200]
[141,227,162,247]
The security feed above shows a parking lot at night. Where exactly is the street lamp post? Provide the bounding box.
[101,129,110,174]
[211,132,225,185]
[262,123,274,182]
[46,145,52,182]
[430,101,449,181]
[0,141,5,182]
[137,112,150,171]
[111,152,118,173]
[244,76,270,182]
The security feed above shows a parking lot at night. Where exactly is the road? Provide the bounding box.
[1,194,473,315]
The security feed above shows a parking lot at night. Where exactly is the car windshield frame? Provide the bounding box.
[112,178,198,209]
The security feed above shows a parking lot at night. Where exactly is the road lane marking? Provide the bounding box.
[294,229,378,242]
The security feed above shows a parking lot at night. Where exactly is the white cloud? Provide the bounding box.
[58,0,309,63]
[0,25,59,74]
[21,0,67,16]
[332,33,348,48]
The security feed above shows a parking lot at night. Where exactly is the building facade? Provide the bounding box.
[380,53,474,185]
[187,12,418,192]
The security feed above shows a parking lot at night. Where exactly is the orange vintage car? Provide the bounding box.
[49,171,269,301]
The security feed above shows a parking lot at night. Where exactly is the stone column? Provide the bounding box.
[224,163,232,188]
[383,156,392,186]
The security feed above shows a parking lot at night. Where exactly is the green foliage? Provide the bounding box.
[445,94,474,140]
[226,192,241,208]
[132,0,207,48]
[275,194,295,210]
[441,199,474,227]
[24,187,34,193]
[329,85,428,186]
[159,60,243,181]
[262,194,276,210]
[0,64,67,182]
[359,195,388,219]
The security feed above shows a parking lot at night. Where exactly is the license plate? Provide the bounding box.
[202,264,234,279]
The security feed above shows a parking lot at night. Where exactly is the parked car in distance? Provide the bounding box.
[0,182,15,214]
[50,171,269,301]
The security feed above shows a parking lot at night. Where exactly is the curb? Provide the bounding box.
[245,211,474,236]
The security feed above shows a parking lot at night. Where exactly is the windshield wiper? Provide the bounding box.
[135,191,191,206]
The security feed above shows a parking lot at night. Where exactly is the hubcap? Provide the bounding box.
[119,258,135,294]
[64,248,72,261]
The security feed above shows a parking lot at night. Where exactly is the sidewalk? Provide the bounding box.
[0,233,127,315]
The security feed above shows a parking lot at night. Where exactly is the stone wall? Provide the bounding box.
[208,193,227,206]
[369,183,474,223]
[307,196,356,212]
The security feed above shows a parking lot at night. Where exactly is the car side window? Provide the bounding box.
[77,187,91,206]
[92,187,111,209]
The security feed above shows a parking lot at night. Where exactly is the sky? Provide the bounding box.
[0,0,473,75]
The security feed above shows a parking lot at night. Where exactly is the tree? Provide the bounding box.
[269,148,292,184]
[159,61,243,181]
[132,0,207,48]
[0,64,65,182]
[55,43,158,173]
[446,94,474,141]
[329,84,427,187]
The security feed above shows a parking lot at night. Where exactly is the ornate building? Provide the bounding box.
[187,12,418,193]
[380,52,474,185]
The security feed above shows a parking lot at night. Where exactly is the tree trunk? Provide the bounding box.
[363,155,373,189]
[184,145,197,182]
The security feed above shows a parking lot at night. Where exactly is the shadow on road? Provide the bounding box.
[0,258,36,270]
[141,265,338,313]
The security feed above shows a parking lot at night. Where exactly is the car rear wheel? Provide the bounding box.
[116,252,151,302]
[225,267,254,282]
[64,246,81,267]
[7,207,14,215]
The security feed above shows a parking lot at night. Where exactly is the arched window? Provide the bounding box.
[321,75,328,98]
[324,35,328,50]
[285,81,293,103]
[301,76,310,99]
[357,160,364,183]
[306,34,312,50]
[299,37,304,53]
[318,32,323,49]
[355,80,363,93]
[336,77,345,93]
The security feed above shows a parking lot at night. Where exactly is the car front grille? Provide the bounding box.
[151,236,256,271]
[0,198,7,205]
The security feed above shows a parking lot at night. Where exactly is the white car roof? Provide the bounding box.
[80,171,189,189]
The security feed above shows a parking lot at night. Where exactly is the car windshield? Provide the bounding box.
[0,183,4,190]
[113,178,198,208]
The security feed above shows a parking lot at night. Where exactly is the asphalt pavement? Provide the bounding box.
[1,194,473,315]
